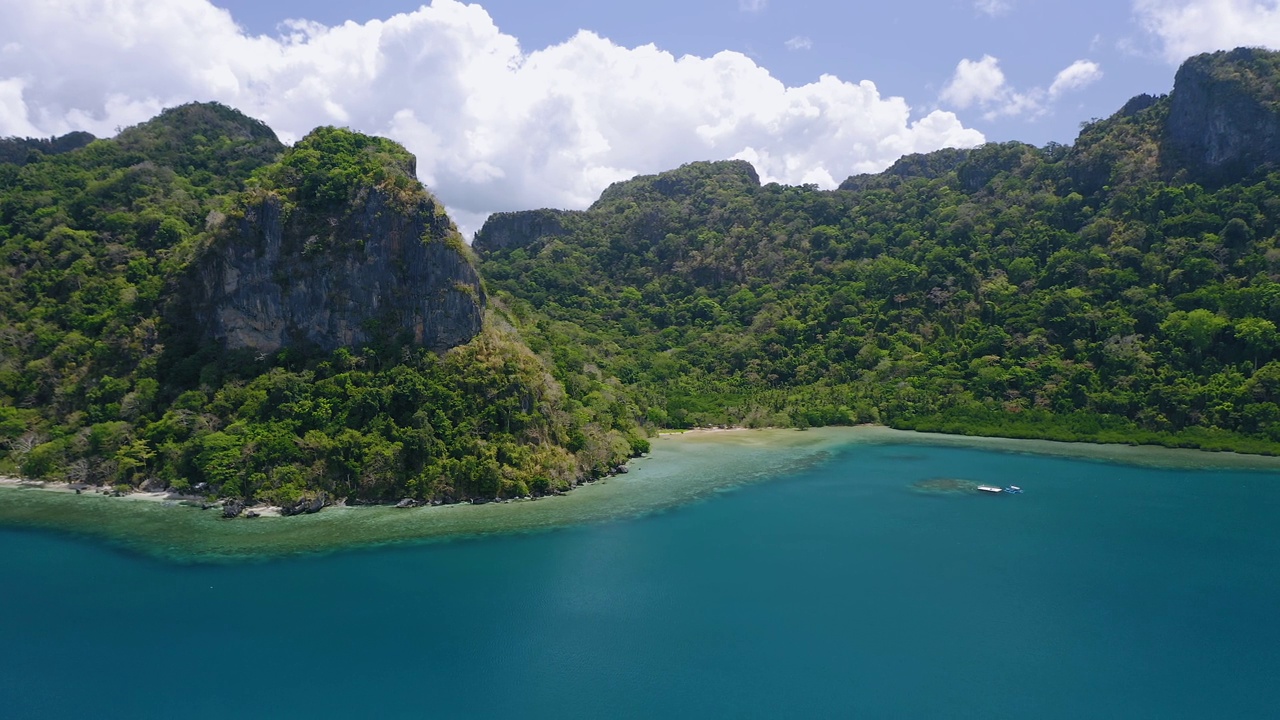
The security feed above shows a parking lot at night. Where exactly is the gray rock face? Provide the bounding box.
[279,492,328,517]
[195,187,483,353]
[1164,48,1280,186]
[473,208,574,255]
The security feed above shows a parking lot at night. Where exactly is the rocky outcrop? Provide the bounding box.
[1163,47,1280,186]
[473,208,575,255]
[193,184,484,354]
[1118,93,1160,118]
[279,492,329,517]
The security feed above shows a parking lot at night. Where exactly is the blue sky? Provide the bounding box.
[2,0,1277,230]
[210,0,1173,146]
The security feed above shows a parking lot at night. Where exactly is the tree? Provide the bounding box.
[1235,317,1279,368]
[1161,309,1229,358]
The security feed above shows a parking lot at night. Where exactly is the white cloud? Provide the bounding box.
[939,55,1041,118]
[975,0,1013,16]
[739,0,768,12]
[1134,0,1280,62]
[0,78,42,137]
[0,0,984,233]
[1048,60,1103,98]
[785,36,813,51]
[940,55,1104,121]
[940,55,1010,109]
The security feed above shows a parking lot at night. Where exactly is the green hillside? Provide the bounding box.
[0,104,642,508]
[475,48,1280,454]
[4,48,1280,513]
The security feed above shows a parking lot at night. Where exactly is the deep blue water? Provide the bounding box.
[3,441,1280,718]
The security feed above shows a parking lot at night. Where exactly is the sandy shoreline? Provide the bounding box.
[662,424,1280,470]
[3,425,1280,563]
[4,424,1280,518]
[0,476,287,517]
[657,426,760,436]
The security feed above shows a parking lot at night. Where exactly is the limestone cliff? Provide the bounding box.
[473,208,576,255]
[1163,47,1280,187]
[192,128,483,353]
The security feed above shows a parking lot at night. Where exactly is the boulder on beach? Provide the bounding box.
[279,491,329,517]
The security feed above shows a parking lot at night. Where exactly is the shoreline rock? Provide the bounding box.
[279,492,328,517]
[0,459,640,519]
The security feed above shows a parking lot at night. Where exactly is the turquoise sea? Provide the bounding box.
[2,428,1279,718]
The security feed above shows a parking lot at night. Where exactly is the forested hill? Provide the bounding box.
[0,132,96,166]
[475,47,1280,453]
[3,49,1280,511]
[0,103,644,509]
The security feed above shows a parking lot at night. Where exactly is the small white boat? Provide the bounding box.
[976,485,1003,493]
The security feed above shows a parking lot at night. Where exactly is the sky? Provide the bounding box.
[2,0,1278,234]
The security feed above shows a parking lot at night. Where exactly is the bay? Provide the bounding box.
[2,427,1279,718]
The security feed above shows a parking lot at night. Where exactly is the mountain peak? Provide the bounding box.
[592,160,760,209]
[113,101,284,185]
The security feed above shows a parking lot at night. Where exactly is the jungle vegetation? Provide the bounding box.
[4,48,1280,508]
[476,49,1280,454]
[0,104,644,503]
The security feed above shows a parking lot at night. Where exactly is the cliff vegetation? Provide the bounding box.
[0,104,643,507]
[476,47,1280,455]
[5,48,1280,510]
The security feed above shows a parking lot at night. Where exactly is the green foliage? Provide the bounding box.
[0,105,641,501]
[478,127,1280,454]
[0,131,96,166]
[0,104,284,489]
[9,56,1280,506]
[250,126,420,212]
[151,331,631,502]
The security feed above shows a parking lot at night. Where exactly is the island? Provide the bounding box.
[3,47,1280,518]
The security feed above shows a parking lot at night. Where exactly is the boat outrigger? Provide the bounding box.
[976,485,1023,494]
